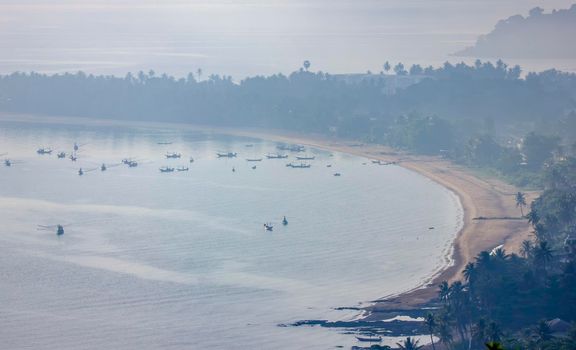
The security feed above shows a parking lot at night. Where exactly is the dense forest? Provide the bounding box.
[455,5,576,59]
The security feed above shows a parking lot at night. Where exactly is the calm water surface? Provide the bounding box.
[0,118,462,349]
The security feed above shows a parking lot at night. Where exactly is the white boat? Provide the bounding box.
[166,152,181,159]
[296,155,315,160]
[266,153,288,159]
[355,336,382,342]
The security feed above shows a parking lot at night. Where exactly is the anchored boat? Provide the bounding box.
[266,153,288,159]
[217,152,237,158]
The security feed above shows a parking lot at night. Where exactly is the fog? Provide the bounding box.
[1,0,574,77]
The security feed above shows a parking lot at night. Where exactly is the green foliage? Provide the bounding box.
[396,337,422,350]
[430,156,576,349]
[387,114,455,154]
[522,132,561,171]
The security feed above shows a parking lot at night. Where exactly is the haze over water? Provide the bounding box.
[0,118,462,349]
[1,0,575,77]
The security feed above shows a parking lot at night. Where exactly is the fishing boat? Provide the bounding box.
[263,223,273,231]
[333,173,341,176]
[4,159,23,167]
[355,336,382,342]
[289,163,311,168]
[38,224,65,236]
[277,144,305,152]
[296,155,315,160]
[101,163,107,171]
[57,152,66,158]
[326,164,332,167]
[166,152,181,159]
[217,152,237,158]
[78,168,84,176]
[266,153,288,159]
[157,142,173,145]
[159,167,175,173]
[282,216,288,225]
[36,148,52,155]
[176,166,189,172]
[246,158,263,162]
[251,165,257,170]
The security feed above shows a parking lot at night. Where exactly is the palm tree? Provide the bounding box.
[383,61,391,74]
[527,210,540,226]
[516,192,527,217]
[438,281,450,304]
[449,281,469,343]
[425,313,437,350]
[438,321,453,349]
[520,240,533,259]
[197,68,203,80]
[396,337,422,350]
[493,248,509,262]
[534,241,553,271]
[303,60,311,71]
[485,342,504,350]
[463,262,476,282]
[476,251,492,270]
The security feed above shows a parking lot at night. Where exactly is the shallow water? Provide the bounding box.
[0,119,462,349]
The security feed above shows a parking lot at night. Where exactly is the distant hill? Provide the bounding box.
[455,4,576,59]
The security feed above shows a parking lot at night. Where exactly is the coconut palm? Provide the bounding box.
[303,60,311,71]
[527,210,540,226]
[383,61,391,74]
[438,321,453,349]
[516,192,527,217]
[396,337,422,350]
[463,262,476,281]
[438,281,450,304]
[493,248,509,262]
[520,240,533,259]
[485,342,504,350]
[534,241,553,270]
[476,251,492,270]
[425,313,437,350]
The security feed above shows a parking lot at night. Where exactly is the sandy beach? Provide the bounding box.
[0,113,538,315]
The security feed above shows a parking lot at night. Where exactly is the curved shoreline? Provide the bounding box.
[0,113,537,315]
[206,127,538,314]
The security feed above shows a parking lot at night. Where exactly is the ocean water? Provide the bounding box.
[0,118,462,349]
[1,0,575,78]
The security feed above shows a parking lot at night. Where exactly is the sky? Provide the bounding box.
[1,0,575,78]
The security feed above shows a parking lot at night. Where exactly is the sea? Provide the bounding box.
[0,117,463,349]
[1,0,575,78]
